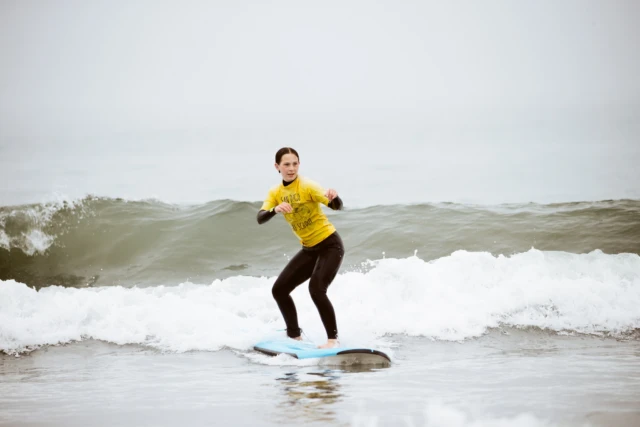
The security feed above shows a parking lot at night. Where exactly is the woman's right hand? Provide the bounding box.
[275,203,292,214]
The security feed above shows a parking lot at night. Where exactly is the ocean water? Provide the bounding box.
[2,133,640,426]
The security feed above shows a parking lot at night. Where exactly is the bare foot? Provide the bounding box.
[317,339,339,349]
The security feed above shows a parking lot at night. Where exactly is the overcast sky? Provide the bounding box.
[1,0,639,136]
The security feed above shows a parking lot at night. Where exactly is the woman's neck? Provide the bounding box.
[283,176,298,187]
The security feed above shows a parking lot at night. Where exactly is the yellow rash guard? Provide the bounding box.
[260,176,336,247]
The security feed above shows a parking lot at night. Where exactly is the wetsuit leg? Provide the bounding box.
[272,249,318,338]
[308,233,344,340]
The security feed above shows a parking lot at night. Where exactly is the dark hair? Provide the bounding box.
[275,147,300,165]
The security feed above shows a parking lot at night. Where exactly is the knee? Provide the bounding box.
[272,281,287,301]
[308,282,327,301]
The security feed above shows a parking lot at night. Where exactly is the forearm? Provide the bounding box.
[256,209,277,224]
[328,196,343,210]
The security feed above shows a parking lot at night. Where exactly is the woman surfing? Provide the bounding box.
[257,147,344,349]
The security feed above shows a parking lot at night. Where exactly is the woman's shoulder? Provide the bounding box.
[299,176,322,189]
[266,182,282,195]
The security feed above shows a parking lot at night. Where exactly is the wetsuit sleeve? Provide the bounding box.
[257,208,276,224]
[257,189,278,224]
[328,196,343,210]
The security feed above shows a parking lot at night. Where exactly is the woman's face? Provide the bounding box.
[276,153,300,182]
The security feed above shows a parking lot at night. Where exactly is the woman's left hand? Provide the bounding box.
[325,188,338,201]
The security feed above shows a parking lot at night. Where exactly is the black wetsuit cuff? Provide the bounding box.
[257,209,277,224]
[328,196,343,210]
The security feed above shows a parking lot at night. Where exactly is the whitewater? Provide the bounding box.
[2,248,640,356]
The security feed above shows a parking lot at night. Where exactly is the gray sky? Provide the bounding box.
[1,0,639,136]
[1,0,640,206]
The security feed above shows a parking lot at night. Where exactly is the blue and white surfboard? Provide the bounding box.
[254,339,391,366]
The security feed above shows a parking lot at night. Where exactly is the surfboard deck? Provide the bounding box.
[253,339,391,366]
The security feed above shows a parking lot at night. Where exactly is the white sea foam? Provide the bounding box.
[21,229,56,255]
[0,229,9,251]
[1,249,639,355]
[0,195,88,255]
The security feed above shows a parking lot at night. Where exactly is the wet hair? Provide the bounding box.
[275,147,300,165]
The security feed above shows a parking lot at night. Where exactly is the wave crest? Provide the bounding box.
[1,197,639,288]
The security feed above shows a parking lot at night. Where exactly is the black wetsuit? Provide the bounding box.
[257,180,344,339]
